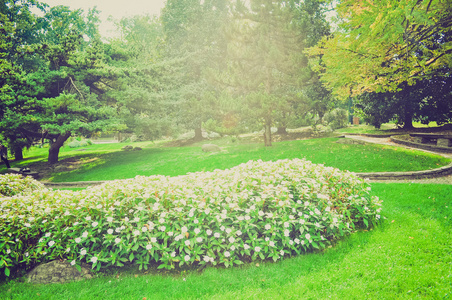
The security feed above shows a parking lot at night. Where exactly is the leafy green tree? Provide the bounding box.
[307,0,452,98]
[1,2,123,164]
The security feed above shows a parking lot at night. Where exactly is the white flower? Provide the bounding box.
[171,252,176,257]
[107,229,113,234]
[284,222,290,228]
[284,229,290,237]
[125,217,129,222]
[214,232,220,238]
[151,237,157,243]
[75,237,81,243]
[244,244,250,250]
[85,216,91,221]
[96,204,102,209]
[66,247,71,252]
[168,231,174,236]
[141,226,148,232]
[159,218,165,224]
[265,224,271,230]
[45,232,51,238]
[70,260,76,266]
[146,244,152,250]
[236,230,242,236]
[228,237,235,243]
[289,240,294,245]
[196,237,202,243]
[225,228,232,234]
[220,226,225,231]
[90,256,98,264]
[134,217,140,222]
[80,249,87,256]
[82,231,88,238]
[25,223,31,227]
[107,217,113,222]
[206,230,212,236]
[6,249,11,254]
[48,241,55,247]
[185,240,191,246]
[245,216,251,220]
[133,230,140,236]
[230,245,236,251]
[160,226,166,231]
[92,222,98,227]
[203,255,211,262]
[254,246,261,252]
[194,219,199,224]
[280,250,284,256]
[376,214,381,219]
[305,233,311,240]
[184,255,190,262]
[294,238,300,244]
[269,241,275,247]
[224,251,230,257]
[115,238,121,244]
[194,228,200,234]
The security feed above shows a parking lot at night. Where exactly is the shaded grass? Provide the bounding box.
[1,183,451,299]
[45,138,449,182]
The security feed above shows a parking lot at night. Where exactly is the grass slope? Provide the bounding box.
[1,183,451,299]
[34,138,450,182]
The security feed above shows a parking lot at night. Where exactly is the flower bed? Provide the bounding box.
[0,173,44,197]
[0,159,382,276]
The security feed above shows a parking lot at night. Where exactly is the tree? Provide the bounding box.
[356,74,452,129]
[307,0,452,98]
[161,0,229,141]
[1,3,124,164]
[107,15,174,141]
[222,0,308,146]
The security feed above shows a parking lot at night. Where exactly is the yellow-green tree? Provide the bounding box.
[307,0,452,98]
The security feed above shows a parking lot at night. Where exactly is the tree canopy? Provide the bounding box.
[307,0,452,98]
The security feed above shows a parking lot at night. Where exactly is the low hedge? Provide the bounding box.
[0,159,382,276]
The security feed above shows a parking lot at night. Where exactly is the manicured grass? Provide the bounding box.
[27,138,450,182]
[1,183,451,299]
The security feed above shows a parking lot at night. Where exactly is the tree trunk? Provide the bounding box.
[402,111,414,129]
[48,132,71,164]
[264,122,272,147]
[276,127,287,135]
[193,126,203,142]
[13,146,23,161]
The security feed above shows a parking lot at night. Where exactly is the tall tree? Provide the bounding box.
[223,0,308,146]
[161,0,229,141]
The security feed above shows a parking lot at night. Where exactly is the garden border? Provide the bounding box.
[390,136,452,154]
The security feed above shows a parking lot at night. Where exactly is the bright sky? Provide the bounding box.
[39,0,167,38]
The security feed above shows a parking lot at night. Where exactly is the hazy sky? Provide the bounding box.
[40,0,167,37]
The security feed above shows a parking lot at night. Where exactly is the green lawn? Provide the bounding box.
[1,183,451,299]
[11,137,449,182]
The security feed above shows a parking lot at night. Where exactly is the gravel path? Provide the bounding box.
[344,135,452,184]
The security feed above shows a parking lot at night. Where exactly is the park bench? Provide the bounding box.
[8,167,39,179]
[409,133,452,147]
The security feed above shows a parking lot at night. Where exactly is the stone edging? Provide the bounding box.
[354,162,452,180]
[43,181,105,188]
[340,132,403,138]
[390,136,452,154]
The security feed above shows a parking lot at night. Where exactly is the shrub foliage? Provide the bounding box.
[0,159,382,276]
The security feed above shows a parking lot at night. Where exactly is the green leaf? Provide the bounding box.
[4,267,10,277]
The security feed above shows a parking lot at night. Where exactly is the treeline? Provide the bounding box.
[1,0,450,164]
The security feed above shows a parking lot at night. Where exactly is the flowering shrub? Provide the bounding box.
[0,174,45,197]
[0,159,382,276]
